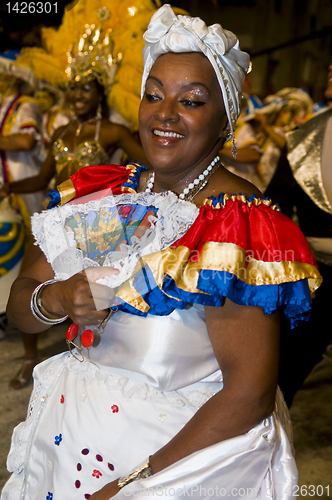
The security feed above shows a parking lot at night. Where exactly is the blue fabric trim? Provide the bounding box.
[114,264,312,328]
[47,190,61,209]
[122,163,148,192]
[206,192,280,210]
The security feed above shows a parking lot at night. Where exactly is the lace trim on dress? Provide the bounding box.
[31,191,199,285]
[65,355,221,409]
[6,353,66,491]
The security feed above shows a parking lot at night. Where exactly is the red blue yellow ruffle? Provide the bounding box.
[47,163,148,208]
[112,193,321,328]
[48,165,322,327]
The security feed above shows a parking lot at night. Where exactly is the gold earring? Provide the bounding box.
[96,101,102,120]
[231,136,237,159]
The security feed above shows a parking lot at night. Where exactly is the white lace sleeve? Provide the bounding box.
[31,191,199,286]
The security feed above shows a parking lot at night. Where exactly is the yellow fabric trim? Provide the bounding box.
[121,163,142,193]
[192,241,322,292]
[58,179,75,205]
[203,193,280,211]
[113,240,322,311]
[116,273,151,313]
[19,121,39,131]
[0,222,19,242]
[121,186,136,194]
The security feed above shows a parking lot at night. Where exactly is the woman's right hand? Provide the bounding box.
[42,267,120,326]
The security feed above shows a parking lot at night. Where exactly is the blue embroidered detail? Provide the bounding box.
[122,162,148,192]
[46,492,53,500]
[54,434,62,446]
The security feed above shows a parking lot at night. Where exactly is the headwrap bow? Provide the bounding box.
[141,4,250,140]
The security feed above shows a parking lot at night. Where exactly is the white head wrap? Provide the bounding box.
[141,4,250,139]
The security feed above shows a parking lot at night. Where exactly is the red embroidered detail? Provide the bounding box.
[60,395,64,404]
[92,469,102,478]
[111,404,119,413]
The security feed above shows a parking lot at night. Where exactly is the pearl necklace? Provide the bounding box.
[145,155,220,201]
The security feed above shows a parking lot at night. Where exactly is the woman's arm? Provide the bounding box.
[0,148,57,198]
[0,125,69,198]
[150,299,280,471]
[103,122,151,167]
[90,298,280,500]
[0,133,36,151]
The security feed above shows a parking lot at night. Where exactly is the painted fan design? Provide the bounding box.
[63,202,158,267]
[32,191,199,354]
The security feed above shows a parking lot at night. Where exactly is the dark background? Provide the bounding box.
[1,0,332,101]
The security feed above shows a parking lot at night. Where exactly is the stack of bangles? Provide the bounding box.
[30,279,68,325]
[118,458,154,489]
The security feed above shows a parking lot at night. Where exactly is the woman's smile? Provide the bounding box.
[152,128,185,141]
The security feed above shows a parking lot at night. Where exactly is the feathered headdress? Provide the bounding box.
[65,7,119,93]
[14,0,187,130]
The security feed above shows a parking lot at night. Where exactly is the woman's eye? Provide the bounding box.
[180,100,205,108]
[144,92,160,102]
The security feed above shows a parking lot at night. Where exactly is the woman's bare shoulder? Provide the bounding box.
[215,167,262,198]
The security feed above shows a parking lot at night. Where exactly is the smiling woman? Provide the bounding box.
[1,4,322,500]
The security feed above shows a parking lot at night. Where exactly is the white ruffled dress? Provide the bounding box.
[1,192,298,500]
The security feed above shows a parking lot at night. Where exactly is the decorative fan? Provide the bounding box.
[62,200,158,354]
[32,191,199,355]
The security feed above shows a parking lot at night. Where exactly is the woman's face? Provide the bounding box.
[68,79,102,118]
[139,52,229,176]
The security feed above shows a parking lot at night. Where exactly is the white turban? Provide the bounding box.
[141,4,250,139]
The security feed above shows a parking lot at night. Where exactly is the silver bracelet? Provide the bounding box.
[118,458,153,489]
[30,279,68,325]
